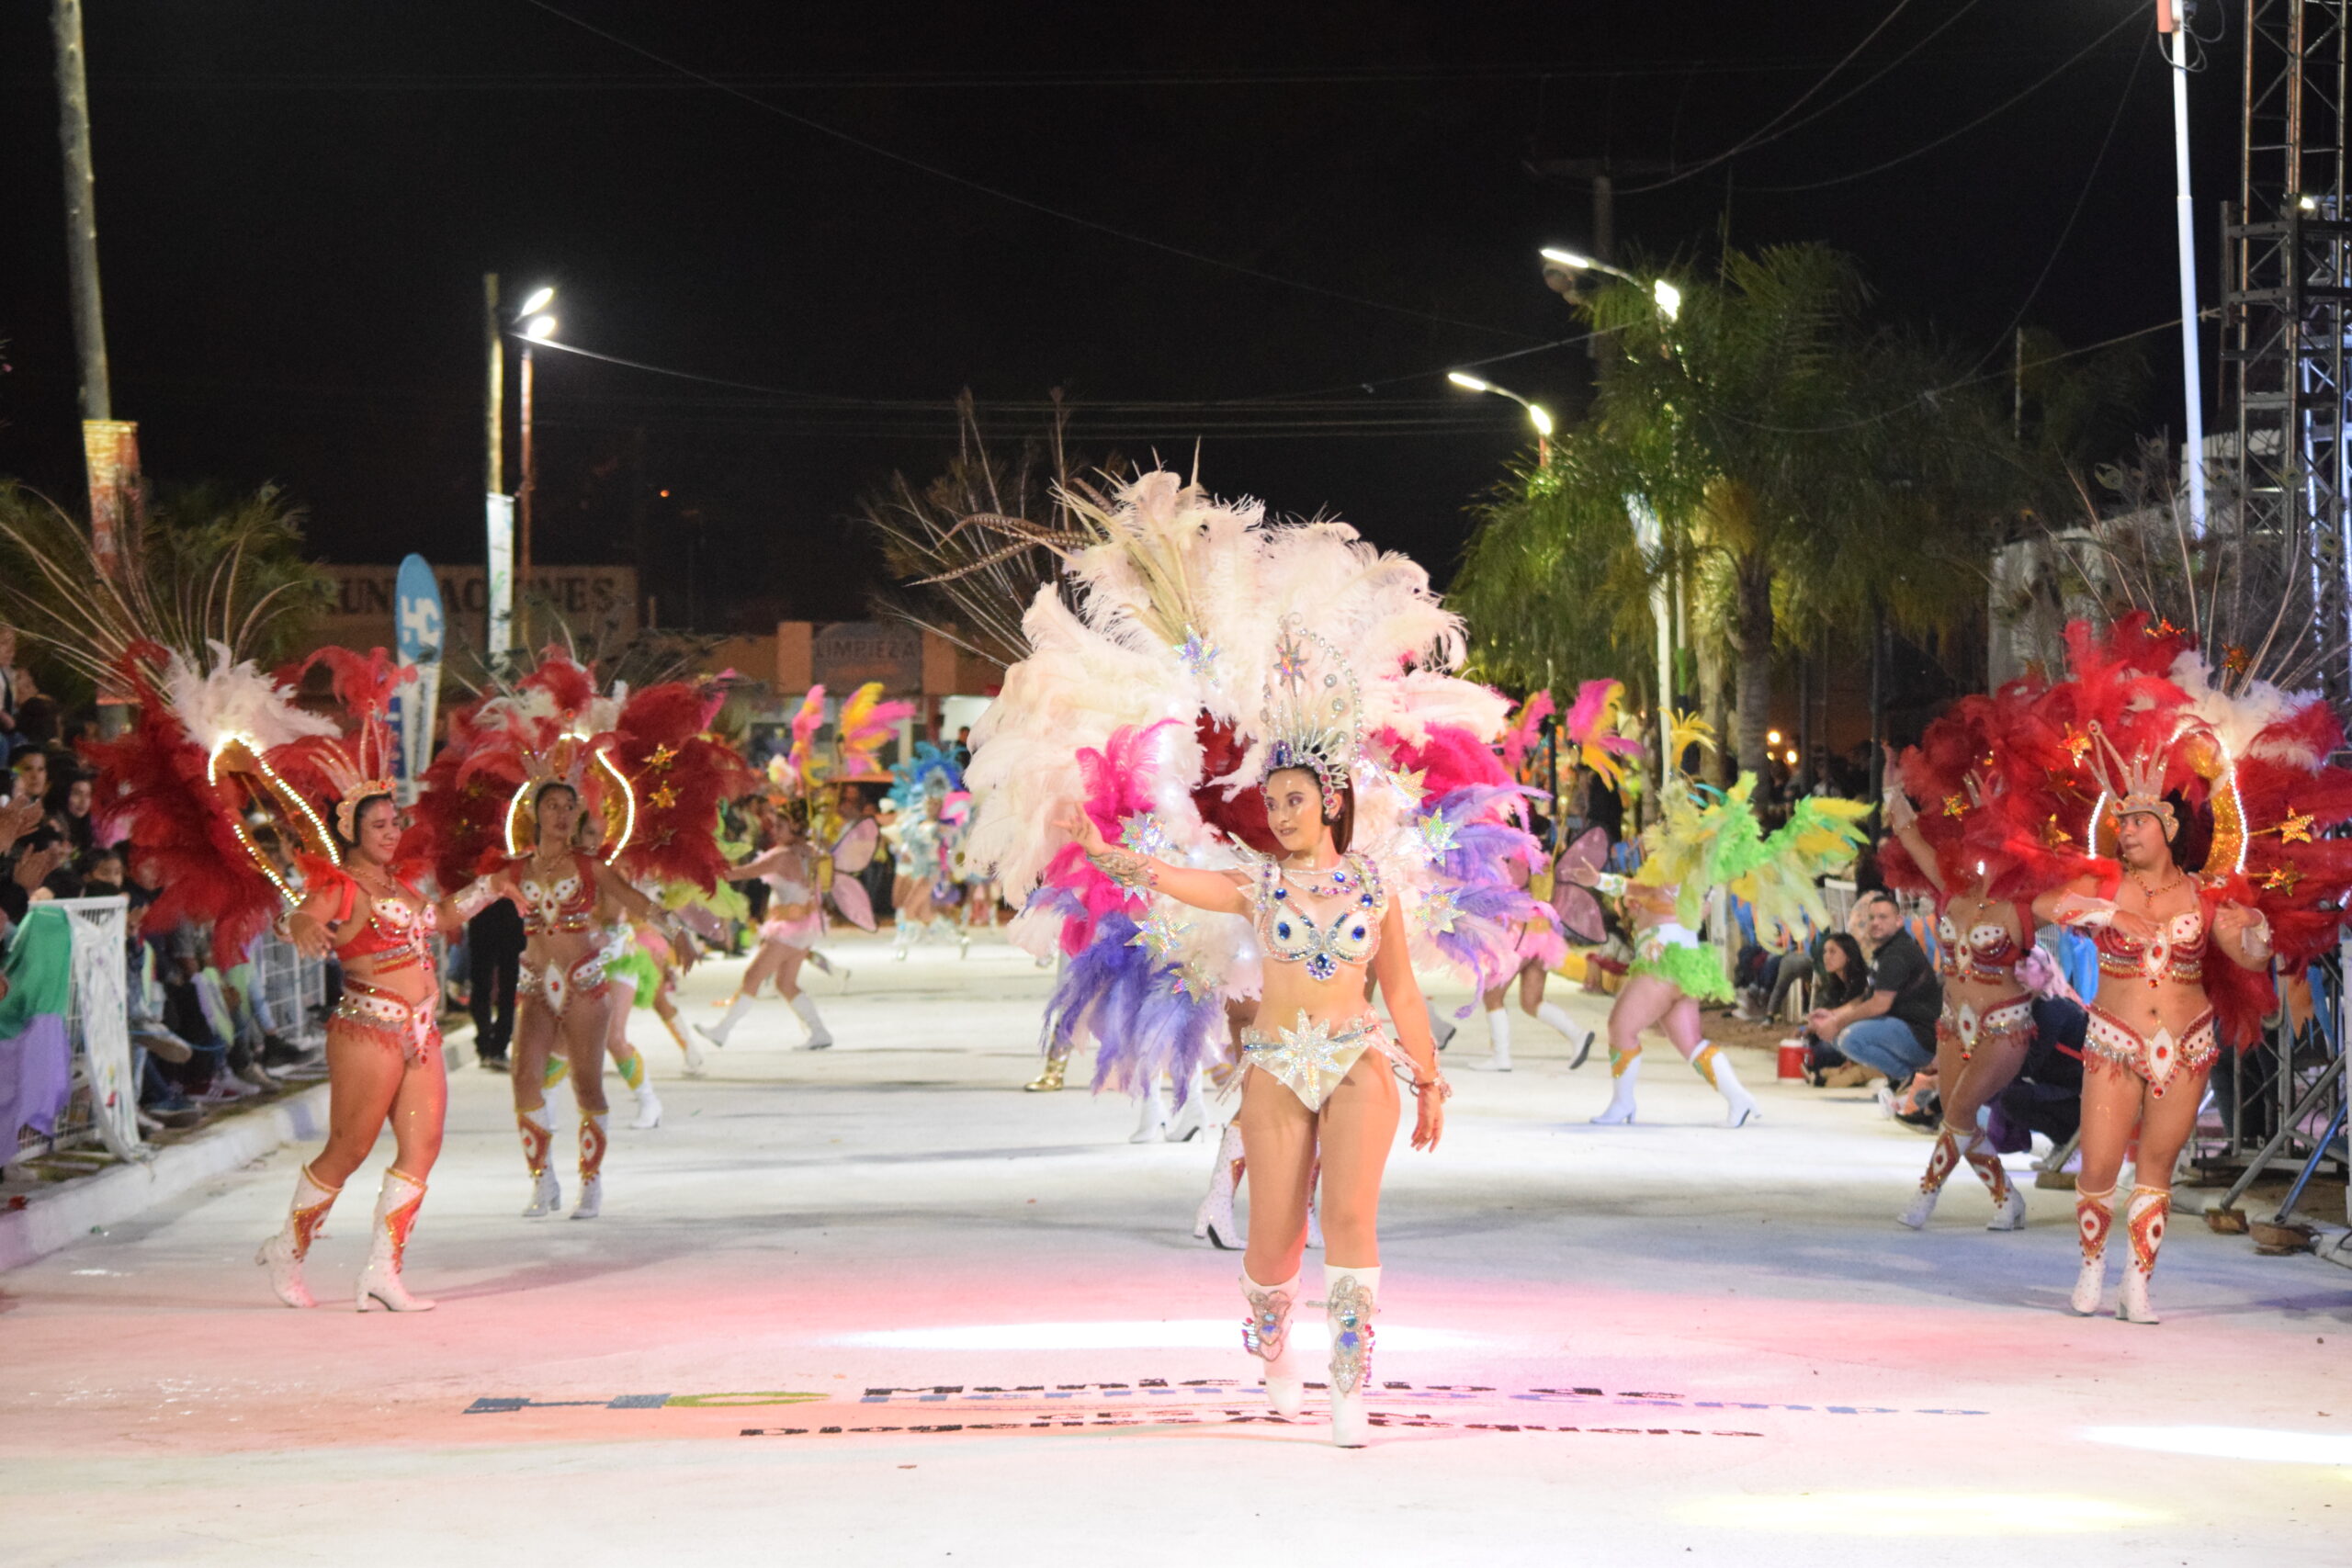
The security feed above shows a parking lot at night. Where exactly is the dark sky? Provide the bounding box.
[1,0,2222,631]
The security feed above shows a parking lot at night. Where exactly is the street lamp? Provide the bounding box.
[481,277,558,658]
[1447,370,1554,464]
[516,299,558,614]
[1540,248,1681,321]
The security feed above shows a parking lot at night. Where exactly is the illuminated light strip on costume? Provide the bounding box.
[2086,790,2112,854]
[207,733,341,898]
[596,747,637,863]
[501,742,638,861]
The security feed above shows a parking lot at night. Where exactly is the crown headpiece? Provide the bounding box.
[2085,721,2177,843]
[1258,618,1363,819]
[502,732,637,861]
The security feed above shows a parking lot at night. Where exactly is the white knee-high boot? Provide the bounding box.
[1130,1080,1170,1143]
[696,993,754,1048]
[1532,1000,1580,1043]
[1195,1122,1245,1248]
[1690,1041,1760,1127]
[1324,1264,1380,1447]
[788,991,833,1049]
[1241,1270,1304,1418]
[355,1168,435,1312]
[1592,1046,1642,1124]
[256,1162,340,1308]
[1476,1008,1512,1071]
[518,1106,560,1216]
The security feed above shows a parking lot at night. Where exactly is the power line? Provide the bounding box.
[516,0,1536,341]
[1751,2,2143,193]
[1616,0,1924,194]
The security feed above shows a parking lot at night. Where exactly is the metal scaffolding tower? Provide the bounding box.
[2221,1,2352,1219]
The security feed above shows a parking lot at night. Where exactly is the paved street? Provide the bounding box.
[2,931,2346,1566]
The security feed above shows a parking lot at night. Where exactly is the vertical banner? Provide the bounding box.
[485,491,515,659]
[392,554,446,805]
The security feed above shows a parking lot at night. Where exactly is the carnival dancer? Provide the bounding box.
[2015,617,2352,1322]
[1879,692,2064,1232]
[1476,682,1634,1069]
[92,642,484,1311]
[1566,737,1868,1128]
[960,473,1547,1445]
[1058,639,1448,1449]
[545,917,665,1127]
[698,801,836,1050]
[886,749,969,957]
[407,652,746,1220]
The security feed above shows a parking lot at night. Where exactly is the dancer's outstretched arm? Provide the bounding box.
[1368,902,1447,1153]
[1056,807,1248,916]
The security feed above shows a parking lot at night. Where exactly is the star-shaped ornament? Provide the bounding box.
[1166,963,1214,1001]
[1387,767,1428,807]
[2042,814,2074,847]
[1129,909,1194,963]
[1177,626,1220,678]
[648,784,678,811]
[1414,888,1462,934]
[2262,864,2303,894]
[1941,794,1968,818]
[647,743,679,771]
[1118,812,1170,857]
[2278,808,2316,844]
[2063,728,2095,765]
[1414,811,1459,861]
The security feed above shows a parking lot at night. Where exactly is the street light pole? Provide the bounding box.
[2161,0,2209,533]
[518,335,536,601]
[1447,371,1555,465]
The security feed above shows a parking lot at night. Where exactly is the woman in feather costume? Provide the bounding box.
[1471,682,1635,1071]
[2013,616,2352,1323]
[1566,717,1871,1129]
[407,652,742,1220]
[92,642,498,1311]
[963,471,1547,1445]
[1877,675,2078,1233]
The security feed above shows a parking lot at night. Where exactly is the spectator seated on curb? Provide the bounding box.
[2,822,73,930]
[1790,932,1871,1084]
[1804,889,1942,1092]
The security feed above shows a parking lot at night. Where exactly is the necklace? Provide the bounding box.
[2130,866,2183,904]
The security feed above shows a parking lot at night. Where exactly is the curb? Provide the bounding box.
[0,1082,332,1272]
[0,1028,476,1273]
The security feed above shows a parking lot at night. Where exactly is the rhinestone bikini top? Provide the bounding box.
[516,850,601,936]
[1250,853,1386,983]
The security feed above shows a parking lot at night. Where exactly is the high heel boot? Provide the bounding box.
[1963,1128,2027,1231]
[2118,1184,2169,1324]
[2071,1184,2114,1315]
[1240,1270,1304,1418]
[518,1107,560,1217]
[573,1113,608,1219]
[1899,1125,1962,1229]
[354,1168,435,1312]
[1324,1264,1380,1448]
[1195,1123,1245,1248]
[256,1162,340,1308]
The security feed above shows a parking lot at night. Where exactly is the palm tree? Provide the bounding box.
[1456,243,2013,777]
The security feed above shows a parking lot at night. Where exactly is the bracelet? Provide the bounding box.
[2052,894,2118,930]
[1089,848,1157,892]
[449,879,499,920]
[2242,916,2274,956]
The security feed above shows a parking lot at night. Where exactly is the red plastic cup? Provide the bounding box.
[1777,1040,1807,1080]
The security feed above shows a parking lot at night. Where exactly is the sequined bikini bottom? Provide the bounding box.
[520,951,611,1020]
[1935,995,2034,1065]
[2084,1006,2219,1100]
[1240,1010,1416,1112]
[331,978,440,1066]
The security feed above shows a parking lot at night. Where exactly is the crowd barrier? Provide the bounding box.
[7,901,334,1172]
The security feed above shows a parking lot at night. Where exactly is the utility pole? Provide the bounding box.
[483,273,514,659]
[2162,0,2210,531]
[53,0,132,580]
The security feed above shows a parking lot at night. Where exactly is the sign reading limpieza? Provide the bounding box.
[312,565,639,655]
[811,621,922,693]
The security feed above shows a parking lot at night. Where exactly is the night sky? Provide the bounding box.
[1,1,2220,633]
